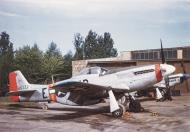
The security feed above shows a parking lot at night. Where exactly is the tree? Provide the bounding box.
[14,44,44,83]
[99,32,118,57]
[73,33,84,60]
[46,41,61,57]
[42,42,64,83]
[84,30,98,59]
[62,51,73,79]
[0,32,14,95]
[73,30,118,60]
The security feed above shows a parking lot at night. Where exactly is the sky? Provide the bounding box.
[0,0,190,55]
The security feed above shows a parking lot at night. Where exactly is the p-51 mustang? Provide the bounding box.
[154,73,190,101]
[8,63,175,117]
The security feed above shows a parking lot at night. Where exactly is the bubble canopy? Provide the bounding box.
[78,67,108,76]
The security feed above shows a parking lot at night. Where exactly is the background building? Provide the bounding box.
[72,46,190,93]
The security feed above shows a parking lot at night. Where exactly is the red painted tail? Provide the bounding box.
[9,71,19,102]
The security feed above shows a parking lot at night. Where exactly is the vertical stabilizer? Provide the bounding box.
[8,70,30,102]
[15,71,30,90]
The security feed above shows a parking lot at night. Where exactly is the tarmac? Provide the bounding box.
[0,94,190,132]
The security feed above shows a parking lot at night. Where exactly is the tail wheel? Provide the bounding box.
[129,100,142,113]
[42,104,48,110]
[112,104,126,118]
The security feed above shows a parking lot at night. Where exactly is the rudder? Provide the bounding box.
[8,70,30,102]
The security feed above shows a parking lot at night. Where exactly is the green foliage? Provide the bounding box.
[73,33,84,60]
[14,44,44,83]
[62,51,73,78]
[84,30,99,59]
[42,42,65,82]
[46,42,62,57]
[0,32,14,95]
[73,30,118,60]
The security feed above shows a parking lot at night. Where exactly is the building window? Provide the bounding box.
[183,48,190,59]
[149,52,153,59]
[154,51,159,60]
[131,49,177,60]
[145,52,148,59]
[159,49,177,59]
[140,52,145,60]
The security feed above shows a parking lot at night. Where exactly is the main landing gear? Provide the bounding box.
[112,104,126,118]
[111,94,143,118]
[156,88,172,102]
[128,95,143,112]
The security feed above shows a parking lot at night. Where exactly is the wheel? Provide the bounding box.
[129,100,141,113]
[112,104,126,118]
[117,95,129,110]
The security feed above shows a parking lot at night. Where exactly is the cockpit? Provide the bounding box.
[78,67,108,76]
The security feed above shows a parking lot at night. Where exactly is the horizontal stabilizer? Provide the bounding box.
[7,90,36,96]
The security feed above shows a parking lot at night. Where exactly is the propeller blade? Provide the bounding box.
[164,76,170,88]
[180,61,189,92]
[184,74,190,92]
[180,61,186,74]
[184,74,190,79]
[160,39,165,64]
[164,75,172,100]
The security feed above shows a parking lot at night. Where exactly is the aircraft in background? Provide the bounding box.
[153,58,190,101]
[137,40,190,101]
[154,73,190,101]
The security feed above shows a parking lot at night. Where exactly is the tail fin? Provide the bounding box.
[8,70,30,102]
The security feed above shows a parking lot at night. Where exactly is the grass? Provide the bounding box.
[0,96,10,102]
[0,96,41,108]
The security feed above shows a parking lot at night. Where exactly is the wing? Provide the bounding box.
[50,79,112,93]
[51,79,122,113]
[7,90,36,96]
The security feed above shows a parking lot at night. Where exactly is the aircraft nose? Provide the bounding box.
[160,64,176,77]
[184,74,190,80]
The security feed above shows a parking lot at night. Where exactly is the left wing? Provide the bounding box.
[50,80,112,92]
[50,78,128,92]
[7,90,36,96]
[50,79,120,112]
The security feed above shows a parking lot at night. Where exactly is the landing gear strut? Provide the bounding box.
[157,88,172,102]
[110,92,143,118]
[128,95,143,112]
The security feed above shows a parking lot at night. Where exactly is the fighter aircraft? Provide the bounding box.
[8,62,175,117]
[154,73,190,101]
[8,40,177,117]
[8,71,56,109]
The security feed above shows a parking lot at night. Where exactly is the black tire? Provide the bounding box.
[42,104,48,110]
[112,104,125,118]
[129,100,141,113]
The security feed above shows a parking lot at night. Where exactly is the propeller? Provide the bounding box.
[180,61,190,92]
[181,61,186,74]
[160,39,172,100]
[160,39,165,64]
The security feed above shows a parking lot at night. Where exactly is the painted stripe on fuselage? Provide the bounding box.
[155,64,162,82]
